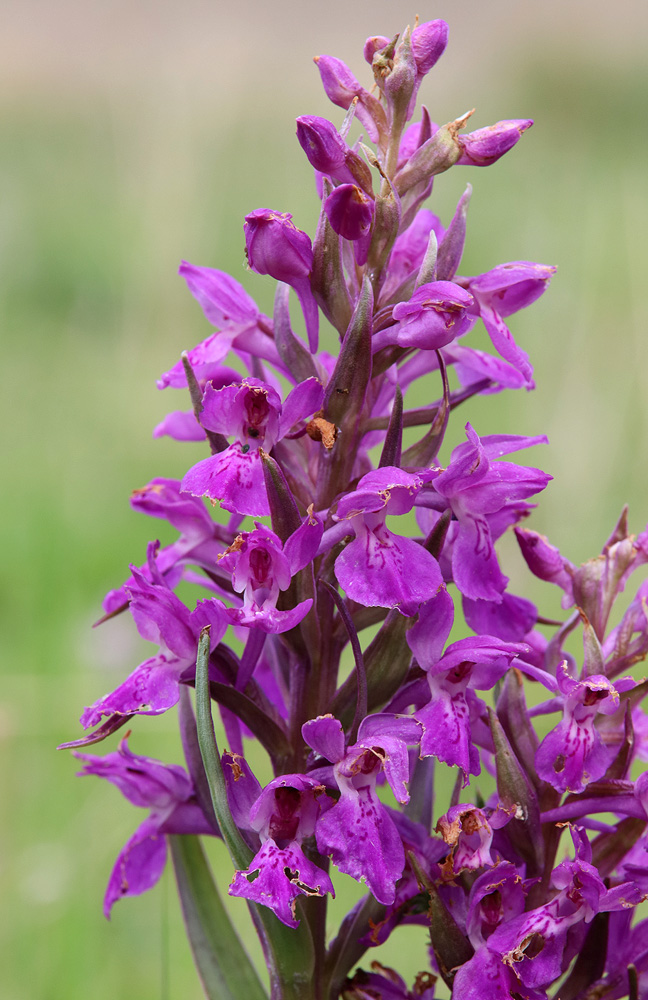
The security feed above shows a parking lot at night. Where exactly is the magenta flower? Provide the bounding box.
[295,115,359,186]
[411,20,449,76]
[486,828,642,990]
[411,631,532,778]
[313,54,385,143]
[406,19,450,118]
[467,261,556,386]
[81,546,227,730]
[535,663,636,793]
[229,774,334,928]
[181,376,322,516]
[302,713,421,904]
[157,262,279,389]
[70,21,648,1000]
[425,424,551,602]
[515,526,575,605]
[324,183,374,244]
[334,467,443,616]
[379,207,445,302]
[197,515,321,635]
[75,736,216,917]
[436,804,513,874]
[101,479,226,615]
[377,280,475,351]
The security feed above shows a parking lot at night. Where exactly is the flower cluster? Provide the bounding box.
[64,19,648,1000]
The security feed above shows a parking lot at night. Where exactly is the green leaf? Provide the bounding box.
[194,626,317,1000]
[170,835,268,1000]
[195,626,254,870]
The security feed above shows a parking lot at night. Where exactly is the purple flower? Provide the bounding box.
[244,208,319,351]
[196,515,321,635]
[462,591,538,644]
[101,479,226,615]
[405,19,449,119]
[465,862,526,947]
[467,261,556,387]
[411,20,449,77]
[486,827,642,989]
[334,467,443,616]
[180,376,322,516]
[378,281,475,351]
[451,864,541,1000]
[313,54,386,144]
[411,628,531,778]
[424,424,551,602]
[81,545,227,730]
[436,804,512,874]
[295,115,359,186]
[453,946,547,1000]
[229,774,334,928]
[157,262,279,388]
[515,526,575,606]
[535,663,636,793]
[75,736,215,917]
[380,208,445,302]
[343,965,436,1000]
[443,340,530,392]
[302,713,421,904]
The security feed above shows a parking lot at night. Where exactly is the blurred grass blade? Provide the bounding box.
[169,835,268,1000]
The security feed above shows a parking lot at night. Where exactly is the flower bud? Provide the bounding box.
[457,119,533,166]
[296,115,355,184]
[383,27,417,128]
[363,34,390,65]
[244,208,312,281]
[244,208,319,352]
[411,19,449,76]
[514,527,573,594]
[314,54,388,144]
[324,184,374,242]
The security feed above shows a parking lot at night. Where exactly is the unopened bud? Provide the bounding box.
[244,208,319,352]
[411,19,449,76]
[363,34,391,66]
[324,184,374,241]
[296,115,355,184]
[457,118,533,166]
[383,27,417,130]
[314,54,388,144]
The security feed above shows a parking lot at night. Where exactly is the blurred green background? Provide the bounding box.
[2,1,648,997]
